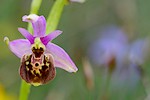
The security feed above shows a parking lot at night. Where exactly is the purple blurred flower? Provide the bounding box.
[88,25,147,91]
[129,39,150,65]
[5,14,78,86]
[89,26,128,67]
[89,26,147,100]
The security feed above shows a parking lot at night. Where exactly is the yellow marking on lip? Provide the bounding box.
[31,82,41,86]
[26,66,29,71]
[30,70,34,75]
[35,70,41,76]
[26,61,29,65]
[25,55,30,60]
[46,62,49,66]
[45,56,49,61]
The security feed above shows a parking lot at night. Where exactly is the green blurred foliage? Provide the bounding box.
[0,0,150,100]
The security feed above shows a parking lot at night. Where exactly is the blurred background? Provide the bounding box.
[1,0,150,100]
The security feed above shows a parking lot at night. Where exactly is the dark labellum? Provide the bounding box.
[20,47,56,86]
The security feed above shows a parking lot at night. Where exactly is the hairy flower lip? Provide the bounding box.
[20,53,56,86]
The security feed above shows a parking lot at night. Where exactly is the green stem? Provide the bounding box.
[19,81,31,100]
[19,0,42,100]
[46,0,68,33]
[30,0,42,14]
[101,72,112,100]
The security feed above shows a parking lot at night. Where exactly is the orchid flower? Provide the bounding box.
[4,14,78,86]
[89,26,128,67]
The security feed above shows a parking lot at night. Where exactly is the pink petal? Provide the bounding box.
[18,28,34,44]
[22,14,46,37]
[9,39,32,58]
[45,43,78,72]
[40,30,62,45]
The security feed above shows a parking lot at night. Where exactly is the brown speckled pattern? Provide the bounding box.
[20,51,56,85]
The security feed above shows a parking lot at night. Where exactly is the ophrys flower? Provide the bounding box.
[4,14,78,86]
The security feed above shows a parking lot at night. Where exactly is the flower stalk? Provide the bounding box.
[19,81,31,100]
[30,0,42,14]
[46,0,68,33]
